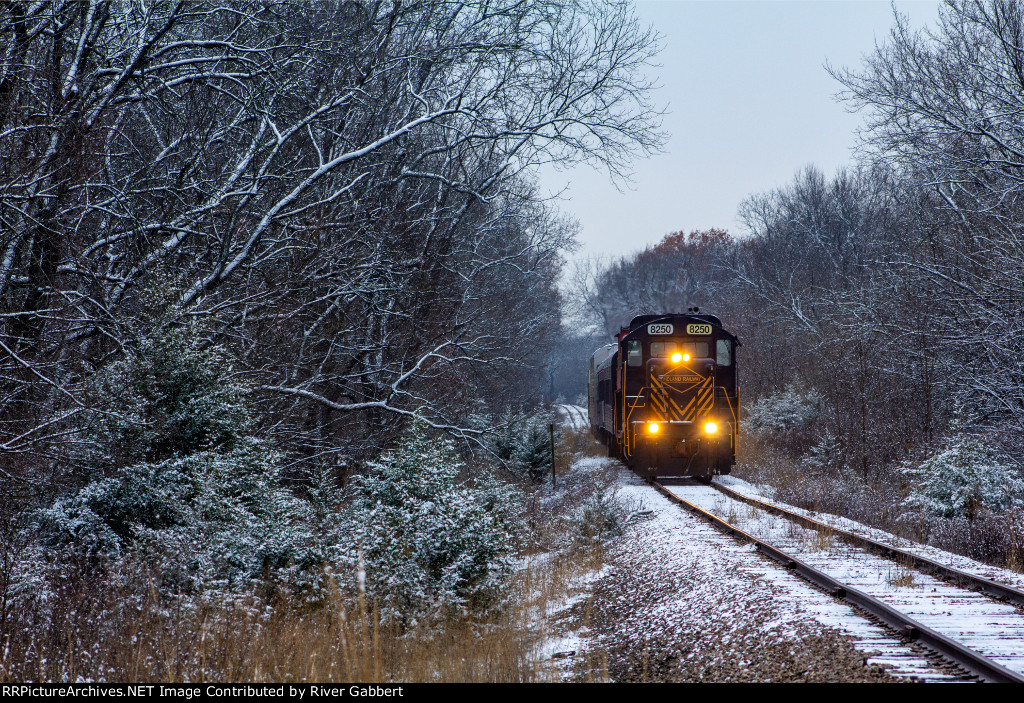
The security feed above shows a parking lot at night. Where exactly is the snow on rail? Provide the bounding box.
[555,404,588,431]
[602,462,954,681]
[666,480,1024,677]
[716,475,1024,593]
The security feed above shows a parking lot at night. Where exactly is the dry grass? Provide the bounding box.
[784,517,803,542]
[2,427,618,684]
[885,555,917,589]
[557,423,605,460]
[1007,547,1024,574]
[1,547,607,683]
[809,525,834,553]
[725,504,739,525]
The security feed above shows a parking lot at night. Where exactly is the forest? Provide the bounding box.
[6,0,1024,683]
[0,0,661,680]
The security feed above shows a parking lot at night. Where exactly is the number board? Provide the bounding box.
[686,323,712,335]
[647,323,673,335]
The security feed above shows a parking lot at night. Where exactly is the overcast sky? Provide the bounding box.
[539,0,939,262]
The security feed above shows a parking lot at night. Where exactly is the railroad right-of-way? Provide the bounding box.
[657,477,1024,682]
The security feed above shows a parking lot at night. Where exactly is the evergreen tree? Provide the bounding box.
[346,423,521,622]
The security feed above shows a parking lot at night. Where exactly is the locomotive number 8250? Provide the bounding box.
[588,312,740,478]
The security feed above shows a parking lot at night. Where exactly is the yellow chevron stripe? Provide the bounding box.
[693,377,713,418]
[652,375,683,421]
[666,392,687,420]
[681,396,695,421]
[698,395,714,415]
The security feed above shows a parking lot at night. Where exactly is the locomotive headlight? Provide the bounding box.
[703,421,719,435]
[682,353,691,362]
[671,352,682,363]
[648,422,660,434]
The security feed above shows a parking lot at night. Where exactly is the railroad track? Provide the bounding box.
[555,403,589,429]
[648,478,1024,683]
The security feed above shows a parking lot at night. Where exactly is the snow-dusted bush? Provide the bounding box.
[567,484,633,546]
[801,431,845,472]
[39,439,311,593]
[0,521,50,628]
[903,433,1024,519]
[746,384,823,433]
[34,328,325,596]
[515,412,557,481]
[478,408,557,481]
[76,327,251,474]
[345,423,522,623]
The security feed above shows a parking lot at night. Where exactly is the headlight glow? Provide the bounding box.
[682,353,691,362]
[671,352,682,363]
[648,422,660,434]
[703,421,718,434]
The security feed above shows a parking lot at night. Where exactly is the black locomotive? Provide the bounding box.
[587,311,740,477]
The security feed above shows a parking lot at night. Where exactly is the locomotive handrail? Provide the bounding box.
[719,385,738,451]
[623,386,652,458]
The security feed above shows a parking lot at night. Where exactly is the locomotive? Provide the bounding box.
[587,310,739,477]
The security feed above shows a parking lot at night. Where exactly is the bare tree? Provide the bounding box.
[0,1,665,487]
[834,0,1024,438]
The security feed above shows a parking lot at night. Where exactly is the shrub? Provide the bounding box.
[801,431,845,473]
[514,412,557,481]
[76,327,252,474]
[34,328,323,596]
[903,433,1024,520]
[567,484,638,547]
[39,439,314,593]
[746,384,823,434]
[345,423,522,623]
[477,408,557,482]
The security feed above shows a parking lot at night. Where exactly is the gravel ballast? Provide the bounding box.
[560,457,952,682]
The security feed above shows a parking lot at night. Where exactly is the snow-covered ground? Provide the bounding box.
[536,563,609,678]
[669,476,1024,675]
[554,404,588,431]
[718,475,1024,592]
[545,455,958,681]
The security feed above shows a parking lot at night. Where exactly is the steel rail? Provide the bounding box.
[703,480,1024,610]
[648,479,1024,683]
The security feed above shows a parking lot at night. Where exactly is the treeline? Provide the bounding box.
[568,1,1024,554]
[0,1,662,499]
[0,1,664,679]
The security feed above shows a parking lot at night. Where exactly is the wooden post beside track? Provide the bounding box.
[549,423,556,488]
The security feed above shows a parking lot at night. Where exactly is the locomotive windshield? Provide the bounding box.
[627,339,642,366]
[650,340,709,358]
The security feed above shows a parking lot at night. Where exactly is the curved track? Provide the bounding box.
[648,479,1024,683]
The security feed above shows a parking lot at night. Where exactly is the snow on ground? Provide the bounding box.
[718,474,1024,592]
[552,456,954,682]
[536,564,609,678]
[683,477,1024,674]
[554,404,588,431]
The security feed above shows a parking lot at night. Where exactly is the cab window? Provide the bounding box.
[651,341,709,357]
[627,340,642,366]
[716,339,732,366]
[650,341,672,357]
